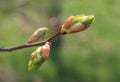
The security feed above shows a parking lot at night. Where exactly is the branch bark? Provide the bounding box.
[0,32,60,52]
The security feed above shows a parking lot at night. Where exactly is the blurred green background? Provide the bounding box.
[0,0,120,82]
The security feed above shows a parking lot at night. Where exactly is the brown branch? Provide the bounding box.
[0,32,60,52]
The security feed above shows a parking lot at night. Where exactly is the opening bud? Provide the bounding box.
[28,47,43,71]
[28,42,51,71]
[60,14,94,34]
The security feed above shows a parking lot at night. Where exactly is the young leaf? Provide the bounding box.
[28,47,43,71]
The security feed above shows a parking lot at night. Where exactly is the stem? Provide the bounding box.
[0,32,61,52]
[47,31,60,42]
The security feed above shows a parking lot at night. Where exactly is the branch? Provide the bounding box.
[0,32,60,52]
[0,14,95,52]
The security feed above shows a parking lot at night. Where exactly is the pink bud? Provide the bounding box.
[63,16,74,29]
[60,16,75,34]
[27,28,48,44]
[41,42,50,60]
[27,32,39,44]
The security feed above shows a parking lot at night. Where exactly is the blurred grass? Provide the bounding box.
[0,0,120,82]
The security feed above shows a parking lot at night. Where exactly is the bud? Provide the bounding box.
[28,42,50,71]
[28,47,43,71]
[27,27,48,44]
[41,42,50,60]
[60,14,94,34]
[63,16,74,29]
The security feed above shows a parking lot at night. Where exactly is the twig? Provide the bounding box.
[0,32,60,52]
